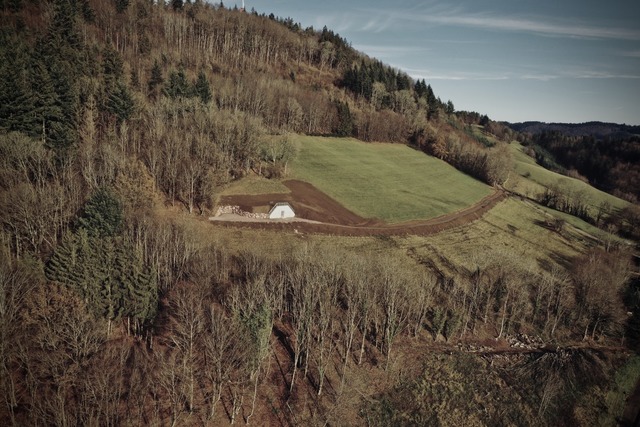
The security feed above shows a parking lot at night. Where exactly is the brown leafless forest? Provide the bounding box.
[1,1,639,425]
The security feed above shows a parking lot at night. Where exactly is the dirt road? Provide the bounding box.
[213,180,506,236]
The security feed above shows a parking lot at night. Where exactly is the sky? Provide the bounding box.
[232,0,640,125]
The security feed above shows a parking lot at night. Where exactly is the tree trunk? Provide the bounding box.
[497,295,509,339]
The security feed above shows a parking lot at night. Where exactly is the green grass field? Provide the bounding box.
[289,135,492,223]
[398,197,599,276]
[507,142,629,214]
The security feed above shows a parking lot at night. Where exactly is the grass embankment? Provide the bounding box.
[507,142,628,212]
[398,197,588,275]
[506,142,629,241]
[289,135,492,223]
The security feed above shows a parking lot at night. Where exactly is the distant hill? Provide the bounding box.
[509,121,640,138]
[509,121,640,202]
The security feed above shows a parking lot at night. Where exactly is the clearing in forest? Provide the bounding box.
[288,135,493,223]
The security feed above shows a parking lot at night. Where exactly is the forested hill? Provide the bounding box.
[510,121,640,202]
[509,121,640,138]
[2,2,640,426]
[0,0,514,218]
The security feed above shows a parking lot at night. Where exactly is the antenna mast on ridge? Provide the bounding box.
[240,0,245,12]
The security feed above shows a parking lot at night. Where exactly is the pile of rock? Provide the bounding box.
[214,205,269,219]
[215,205,244,216]
[244,212,269,219]
[506,333,545,350]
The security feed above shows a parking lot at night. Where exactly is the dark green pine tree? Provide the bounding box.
[45,231,82,286]
[446,100,455,115]
[164,68,191,99]
[107,81,135,124]
[47,56,79,150]
[35,0,87,152]
[28,49,66,144]
[77,188,124,238]
[2,0,24,12]
[80,0,95,22]
[335,100,353,137]
[102,47,124,86]
[49,0,82,51]
[47,230,158,331]
[114,0,129,13]
[45,229,99,308]
[0,39,36,135]
[414,79,428,99]
[93,237,123,322]
[119,242,158,334]
[147,59,163,97]
[426,84,439,120]
[194,70,212,103]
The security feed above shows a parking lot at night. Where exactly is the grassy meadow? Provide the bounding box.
[289,135,493,222]
[507,142,628,213]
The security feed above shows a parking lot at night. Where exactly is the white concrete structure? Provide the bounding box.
[269,202,295,219]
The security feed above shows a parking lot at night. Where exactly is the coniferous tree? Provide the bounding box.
[77,188,123,238]
[335,101,353,137]
[36,0,85,152]
[114,0,129,13]
[102,47,124,85]
[426,84,438,119]
[28,48,66,144]
[164,68,191,99]
[446,100,455,114]
[107,81,135,124]
[194,70,212,103]
[0,40,36,135]
[414,79,428,99]
[148,59,164,97]
[47,190,157,333]
[80,0,95,21]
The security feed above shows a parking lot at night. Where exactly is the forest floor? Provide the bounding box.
[212,179,507,236]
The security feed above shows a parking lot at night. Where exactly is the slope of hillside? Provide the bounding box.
[507,142,629,211]
[509,121,640,138]
[288,136,493,222]
[1,1,638,426]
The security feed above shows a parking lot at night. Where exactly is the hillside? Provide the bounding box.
[509,122,640,202]
[1,1,639,426]
[289,136,492,222]
[509,121,640,138]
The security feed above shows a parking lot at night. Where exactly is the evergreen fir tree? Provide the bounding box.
[28,49,66,144]
[77,188,124,238]
[114,0,129,13]
[147,59,163,97]
[107,81,135,124]
[335,101,353,137]
[164,68,191,99]
[426,84,439,119]
[0,40,36,135]
[194,70,212,103]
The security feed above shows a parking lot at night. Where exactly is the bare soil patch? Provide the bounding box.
[215,179,507,236]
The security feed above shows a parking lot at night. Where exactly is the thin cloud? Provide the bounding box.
[406,12,640,41]
[314,9,395,34]
[620,50,640,58]
[520,74,559,81]
[360,14,395,33]
[575,71,640,79]
[354,44,430,57]
[404,68,509,81]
